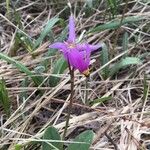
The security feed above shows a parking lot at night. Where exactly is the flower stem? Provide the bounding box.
[85,77,89,105]
[63,64,74,139]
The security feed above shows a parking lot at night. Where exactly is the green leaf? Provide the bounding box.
[143,74,149,104]
[19,77,30,101]
[107,0,117,17]
[0,79,10,116]
[122,32,129,59]
[9,31,32,57]
[34,65,46,74]
[34,17,59,49]
[49,57,68,87]
[13,10,22,29]
[15,144,22,150]
[139,52,150,60]
[86,0,93,8]
[109,57,142,77]
[15,32,34,54]
[100,43,109,79]
[42,126,63,150]
[6,0,10,16]
[122,32,128,52]
[89,16,144,33]
[56,26,68,42]
[67,130,94,150]
[0,53,42,86]
[90,96,112,105]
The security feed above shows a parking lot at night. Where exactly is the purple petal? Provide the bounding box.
[84,44,91,64]
[76,44,87,51]
[49,42,65,49]
[68,15,76,43]
[78,44,91,60]
[88,44,101,52]
[76,44,91,65]
[49,42,67,53]
[77,43,101,52]
[67,49,89,73]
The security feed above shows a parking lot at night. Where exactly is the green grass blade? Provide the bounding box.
[85,0,93,8]
[90,96,112,105]
[49,57,68,87]
[100,43,109,79]
[19,77,30,101]
[16,32,34,54]
[0,53,42,86]
[56,26,68,42]
[0,79,10,116]
[6,0,10,15]
[143,74,149,104]
[107,0,117,17]
[89,16,144,33]
[139,52,150,60]
[109,57,142,77]
[122,32,128,52]
[122,32,129,58]
[34,17,59,49]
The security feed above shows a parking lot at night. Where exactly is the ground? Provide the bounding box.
[0,0,150,150]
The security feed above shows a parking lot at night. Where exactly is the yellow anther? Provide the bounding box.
[68,43,75,48]
[82,68,90,77]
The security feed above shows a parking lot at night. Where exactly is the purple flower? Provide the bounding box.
[49,15,101,76]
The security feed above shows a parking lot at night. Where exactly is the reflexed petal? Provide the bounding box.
[67,50,89,73]
[76,44,91,64]
[84,44,91,64]
[76,44,87,51]
[88,44,101,52]
[77,43,101,52]
[49,42,66,51]
[68,15,76,42]
[78,45,91,62]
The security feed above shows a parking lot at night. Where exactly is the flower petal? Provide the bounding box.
[49,42,66,51]
[78,44,91,60]
[49,42,65,49]
[67,49,89,73]
[89,44,101,52]
[68,15,76,43]
[77,43,101,52]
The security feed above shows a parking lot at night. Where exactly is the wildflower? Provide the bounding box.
[49,15,101,76]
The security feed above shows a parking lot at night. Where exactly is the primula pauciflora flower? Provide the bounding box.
[49,15,101,76]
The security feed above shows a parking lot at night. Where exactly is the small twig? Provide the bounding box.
[105,132,118,150]
[125,127,146,149]
[93,120,113,144]
[63,63,74,139]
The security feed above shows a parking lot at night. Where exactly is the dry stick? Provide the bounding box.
[63,63,75,139]
[125,127,144,149]
[93,120,113,145]
[105,132,118,150]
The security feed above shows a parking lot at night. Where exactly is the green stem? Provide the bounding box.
[63,64,74,139]
[6,0,10,16]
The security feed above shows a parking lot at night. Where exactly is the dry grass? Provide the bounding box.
[0,0,150,150]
